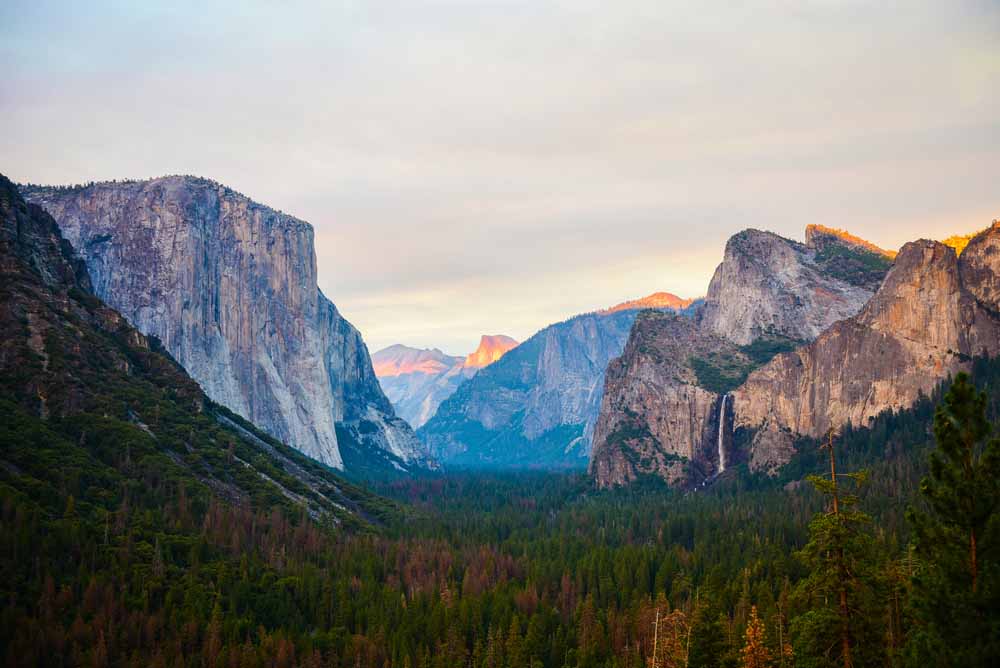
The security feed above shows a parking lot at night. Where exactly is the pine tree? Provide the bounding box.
[791,431,885,668]
[905,373,1000,666]
[687,606,729,668]
[740,606,771,668]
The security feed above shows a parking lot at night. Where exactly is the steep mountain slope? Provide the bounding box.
[21,177,428,476]
[589,311,749,486]
[698,227,892,345]
[734,225,1000,473]
[590,226,893,487]
[373,335,518,429]
[419,301,690,469]
[0,172,391,527]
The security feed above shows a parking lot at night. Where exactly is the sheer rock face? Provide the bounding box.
[589,311,744,487]
[733,226,1000,471]
[464,335,518,369]
[589,226,893,488]
[698,229,890,345]
[419,310,641,468]
[960,222,1000,310]
[23,176,428,472]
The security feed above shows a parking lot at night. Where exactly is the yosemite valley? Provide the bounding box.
[2,172,997,667]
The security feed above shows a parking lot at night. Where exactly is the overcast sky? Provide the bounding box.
[3,1,998,354]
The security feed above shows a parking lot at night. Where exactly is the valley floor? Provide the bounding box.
[3,359,999,667]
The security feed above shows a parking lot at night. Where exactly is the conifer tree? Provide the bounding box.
[905,372,1000,666]
[740,606,771,668]
[687,604,729,668]
[791,431,885,668]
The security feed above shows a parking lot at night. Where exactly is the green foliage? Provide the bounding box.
[791,462,886,668]
[691,335,800,394]
[3,177,999,665]
[813,243,893,288]
[739,335,802,366]
[904,373,1000,667]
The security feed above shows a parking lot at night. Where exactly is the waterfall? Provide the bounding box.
[717,394,728,473]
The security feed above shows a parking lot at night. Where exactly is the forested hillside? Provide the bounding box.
[4,348,998,666]
[1,174,997,667]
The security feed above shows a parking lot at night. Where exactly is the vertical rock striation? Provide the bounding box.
[590,226,894,487]
[22,176,428,473]
[698,228,891,345]
[419,309,652,468]
[733,225,1000,472]
[589,311,744,487]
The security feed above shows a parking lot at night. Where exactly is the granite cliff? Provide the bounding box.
[419,295,693,469]
[22,176,429,476]
[589,311,746,487]
[733,225,1000,473]
[591,226,894,487]
[0,173,386,524]
[698,227,892,345]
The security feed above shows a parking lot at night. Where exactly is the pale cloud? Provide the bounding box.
[2,0,997,354]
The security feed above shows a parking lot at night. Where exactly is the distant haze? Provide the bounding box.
[2,1,997,353]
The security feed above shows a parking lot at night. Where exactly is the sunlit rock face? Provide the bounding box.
[589,311,745,488]
[373,337,519,430]
[589,227,894,488]
[600,292,696,315]
[733,225,1000,472]
[22,176,431,474]
[699,227,892,345]
[373,345,463,379]
[464,334,518,369]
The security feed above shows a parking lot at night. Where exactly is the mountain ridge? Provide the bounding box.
[21,175,430,477]
[0,171,391,525]
[419,294,696,469]
[734,225,1000,474]
[372,335,519,429]
[590,224,895,487]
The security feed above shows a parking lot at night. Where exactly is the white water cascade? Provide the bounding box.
[717,394,729,474]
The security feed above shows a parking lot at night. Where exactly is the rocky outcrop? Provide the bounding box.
[22,176,429,474]
[699,228,892,345]
[1,172,389,524]
[589,311,747,487]
[733,225,1000,471]
[373,335,518,429]
[420,309,650,468]
[589,226,895,487]
[464,335,518,368]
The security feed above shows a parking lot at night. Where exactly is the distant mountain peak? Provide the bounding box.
[374,335,518,429]
[372,345,462,378]
[600,292,695,315]
[464,334,519,369]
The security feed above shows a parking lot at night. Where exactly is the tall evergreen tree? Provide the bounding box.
[791,432,885,668]
[905,372,1000,666]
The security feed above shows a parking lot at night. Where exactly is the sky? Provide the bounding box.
[2,1,998,355]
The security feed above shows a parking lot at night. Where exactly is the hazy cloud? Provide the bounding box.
[2,0,998,353]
